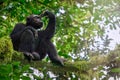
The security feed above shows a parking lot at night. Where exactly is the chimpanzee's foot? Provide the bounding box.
[51,56,66,66]
[32,52,40,61]
[23,52,40,61]
[23,52,34,62]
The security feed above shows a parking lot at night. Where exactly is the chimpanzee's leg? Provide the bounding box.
[45,40,64,66]
[36,39,47,60]
[19,29,40,61]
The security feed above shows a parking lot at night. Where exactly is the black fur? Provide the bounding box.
[36,11,64,66]
[10,15,43,51]
[10,11,64,66]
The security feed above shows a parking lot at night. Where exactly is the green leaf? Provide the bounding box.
[22,65,30,72]
[0,64,12,75]
[12,61,20,68]
[111,68,120,73]
[21,76,31,80]
[33,74,42,80]
[0,75,10,80]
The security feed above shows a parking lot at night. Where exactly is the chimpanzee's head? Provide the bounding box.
[26,14,43,29]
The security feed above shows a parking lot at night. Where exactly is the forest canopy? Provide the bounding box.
[0,0,120,80]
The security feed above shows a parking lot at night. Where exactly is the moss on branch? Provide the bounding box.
[21,60,90,73]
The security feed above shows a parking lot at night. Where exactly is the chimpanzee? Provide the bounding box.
[10,14,43,51]
[10,11,64,66]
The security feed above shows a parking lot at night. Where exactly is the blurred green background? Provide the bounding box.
[0,0,120,80]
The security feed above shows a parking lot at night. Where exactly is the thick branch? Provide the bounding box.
[22,60,90,73]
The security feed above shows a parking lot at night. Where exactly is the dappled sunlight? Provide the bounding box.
[0,0,120,79]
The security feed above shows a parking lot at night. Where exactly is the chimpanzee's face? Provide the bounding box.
[26,15,43,29]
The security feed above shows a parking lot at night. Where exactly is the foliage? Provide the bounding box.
[23,60,91,80]
[0,0,102,60]
[88,44,120,79]
[111,68,120,73]
[89,44,120,68]
[0,0,120,79]
[0,61,31,80]
[0,36,13,63]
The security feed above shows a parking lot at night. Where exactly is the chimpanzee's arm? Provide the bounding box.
[10,23,37,42]
[45,40,64,66]
[40,11,56,40]
[10,23,25,41]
